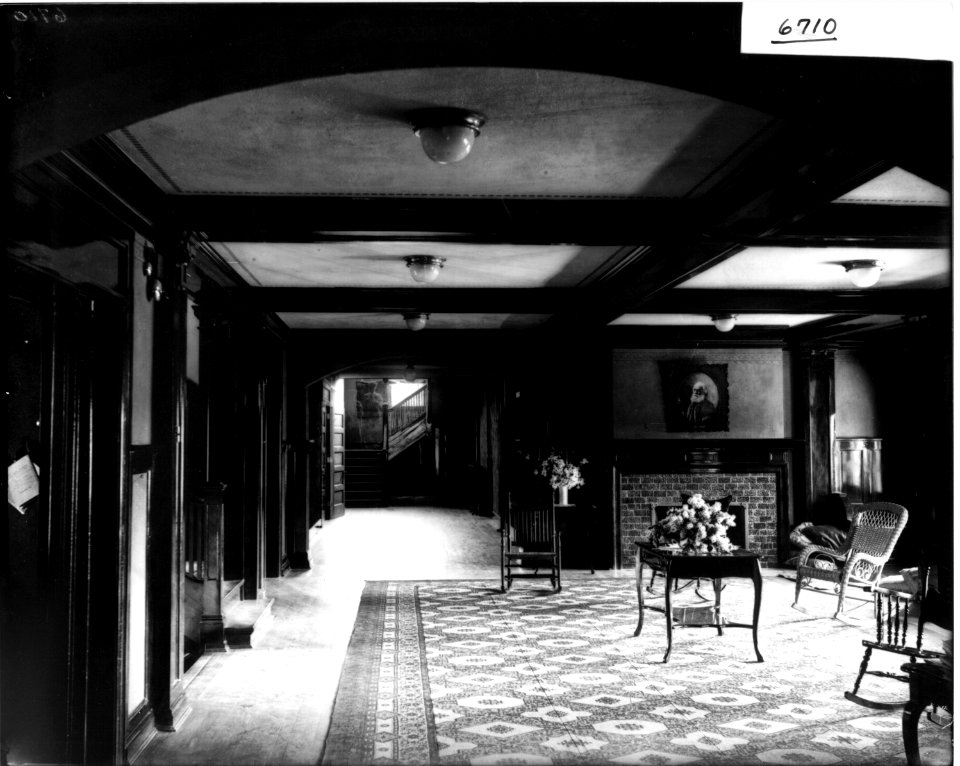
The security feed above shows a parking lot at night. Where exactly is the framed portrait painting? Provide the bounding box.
[659,361,729,432]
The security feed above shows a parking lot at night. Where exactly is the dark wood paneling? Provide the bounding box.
[794,348,836,513]
[3,264,130,764]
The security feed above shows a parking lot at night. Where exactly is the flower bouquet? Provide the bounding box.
[652,493,737,554]
[537,452,587,490]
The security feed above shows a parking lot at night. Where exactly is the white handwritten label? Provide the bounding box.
[741,1,954,61]
[7,455,40,514]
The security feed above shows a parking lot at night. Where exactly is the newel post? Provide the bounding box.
[200,482,228,652]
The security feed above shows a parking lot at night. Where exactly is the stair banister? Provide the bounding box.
[388,385,427,436]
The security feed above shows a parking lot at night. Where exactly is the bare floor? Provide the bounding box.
[137,506,592,766]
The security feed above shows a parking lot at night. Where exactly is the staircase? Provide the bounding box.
[344,385,429,508]
[387,385,429,461]
[345,449,386,507]
[388,418,429,461]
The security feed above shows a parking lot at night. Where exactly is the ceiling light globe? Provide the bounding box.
[845,261,883,288]
[403,313,428,332]
[712,314,737,333]
[405,256,445,283]
[415,124,479,164]
[403,365,417,383]
[410,108,485,164]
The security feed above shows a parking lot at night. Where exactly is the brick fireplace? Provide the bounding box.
[615,443,794,568]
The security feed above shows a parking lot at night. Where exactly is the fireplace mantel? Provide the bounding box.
[614,440,796,568]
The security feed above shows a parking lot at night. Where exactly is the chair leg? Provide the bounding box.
[848,646,873,697]
[793,572,803,606]
[835,578,849,618]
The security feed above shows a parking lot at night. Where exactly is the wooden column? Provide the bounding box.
[149,234,189,731]
[241,328,265,601]
[794,347,836,514]
[285,360,312,570]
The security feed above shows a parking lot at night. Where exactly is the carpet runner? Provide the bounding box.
[322,576,952,765]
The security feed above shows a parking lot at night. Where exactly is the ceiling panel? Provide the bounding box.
[834,167,949,206]
[677,246,950,291]
[609,313,833,328]
[110,67,773,199]
[214,241,623,288]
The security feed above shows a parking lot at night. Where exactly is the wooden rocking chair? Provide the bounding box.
[846,558,950,710]
[793,501,908,618]
[501,489,561,592]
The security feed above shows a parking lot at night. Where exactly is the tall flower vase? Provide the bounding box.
[557,486,569,506]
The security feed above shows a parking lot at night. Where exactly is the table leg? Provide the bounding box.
[663,572,674,663]
[750,560,764,662]
[713,578,724,636]
[634,555,645,637]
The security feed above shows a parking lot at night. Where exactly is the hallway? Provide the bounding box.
[136,507,526,766]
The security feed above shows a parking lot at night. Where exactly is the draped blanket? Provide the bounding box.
[322,577,951,765]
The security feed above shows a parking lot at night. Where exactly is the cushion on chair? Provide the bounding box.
[805,524,846,551]
[790,522,815,549]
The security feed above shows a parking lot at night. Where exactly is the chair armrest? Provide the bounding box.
[868,587,916,604]
[796,544,847,568]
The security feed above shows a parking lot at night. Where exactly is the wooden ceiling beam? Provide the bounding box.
[222,285,948,319]
[736,204,951,249]
[173,196,693,245]
[632,289,949,316]
[559,116,923,328]
[225,287,569,314]
[171,195,951,248]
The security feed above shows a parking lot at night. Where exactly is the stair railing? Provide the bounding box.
[388,385,427,436]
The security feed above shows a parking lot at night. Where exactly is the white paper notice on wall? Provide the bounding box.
[741,1,954,61]
[7,455,40,514]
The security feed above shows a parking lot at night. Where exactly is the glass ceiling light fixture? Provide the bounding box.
[403,312,429,332]
[409,107,486,164]
[404,255,446,283]
[711,314,737,333]
[842,260,884,288]
[403,364,417,383]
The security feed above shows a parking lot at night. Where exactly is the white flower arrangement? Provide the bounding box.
[653,493,736,554]
[537,452,587,491]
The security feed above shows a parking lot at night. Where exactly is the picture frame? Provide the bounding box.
[659,361,729,432]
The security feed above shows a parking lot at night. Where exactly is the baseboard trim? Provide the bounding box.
[126,705,157,764]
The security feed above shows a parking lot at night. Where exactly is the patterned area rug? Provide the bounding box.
[322,577,952,765]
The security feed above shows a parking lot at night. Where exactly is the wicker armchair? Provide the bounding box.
[793,501,908,618]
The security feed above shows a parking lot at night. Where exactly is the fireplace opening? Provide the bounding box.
[619,472,780,568]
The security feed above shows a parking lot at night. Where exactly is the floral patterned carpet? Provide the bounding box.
[321,575,952,765]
